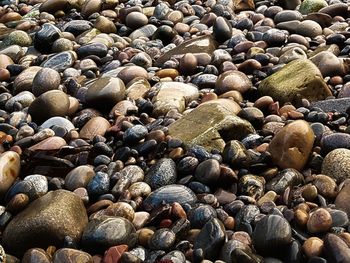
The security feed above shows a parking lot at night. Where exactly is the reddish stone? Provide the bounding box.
[102,245,128,263]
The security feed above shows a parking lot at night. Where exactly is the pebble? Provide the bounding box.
[307,208,332,233]
[268,120,314,171]
[82,216,136,253]
[322,149,350,183]
[2,190,88,256]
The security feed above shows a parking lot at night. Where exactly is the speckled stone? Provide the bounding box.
[322,148,350,183]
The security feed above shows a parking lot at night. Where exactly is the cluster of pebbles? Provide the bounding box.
[2,0,350,261]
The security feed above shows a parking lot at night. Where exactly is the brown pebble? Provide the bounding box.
[302,237,324,258]
[307,208,332,233]
[138,228,154,247]
[0,69,10,81]
[6,193,29,214]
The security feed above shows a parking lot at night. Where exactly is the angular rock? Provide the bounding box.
[168,101,254,152]
[2,190,88,256]
[155,35,218,66]
[258,59,331,104]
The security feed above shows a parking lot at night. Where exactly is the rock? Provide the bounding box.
[143,184,197,211]
[117,66,148,85]
[258,59,331,104]
[296,20,322,38]
[234,0,255,11]
[128,24,157,41]
[299,0,328,15]
[310,51,344,77]
[126,12,148,29]
[302,237,324,258]
[324,233,350,263]
[322,148,350,183]
[311,98,350,114]
[65,165,95,191]
[94,16,116,34]
[194,159,221,185]
[41,51,76,72]
[13,66,42,94]
[168,101,254,152]
[3,30,32,47]
[268,120,314,171]
[155,35,218,66]
[34,23,61,54]
[152,82,199,117]
[41,117,75,131]
[215,70,252,95]
[123,125,148,145]
[82,216,136,253]
[76,43,108,58]
[32,68,61,96]
[321,133,350,154]
[253,215,292,256]
[335,183,350,217]
[266,168,304,195]
[85,77,125,111]
[0,151,20,198]
[53,248,93,263]
[22,248,51,263]
[81,0,102,18]
[39,0,67,13]
[0,54,13,69]
[145,158,177,190]
[28,90,70,124]
[103,245,128,263]
[79,117,110,140]
[2,190,88,256]
[307,208,332,233]
[213,17,232,43]
[194,218,226,260]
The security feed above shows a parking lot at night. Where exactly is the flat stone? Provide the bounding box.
[258,59,332,105]
[53,248,93,263]
[168,101,254,152]
[2,190,88,256]
[152,82,199,117]
[311,98,350,113]
[79,116,110,140]
[155,35,218,66]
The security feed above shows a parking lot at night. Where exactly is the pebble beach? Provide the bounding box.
[0,0,350,262]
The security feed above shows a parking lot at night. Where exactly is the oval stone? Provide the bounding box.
[268,120,314,171]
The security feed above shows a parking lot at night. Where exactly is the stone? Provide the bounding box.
[336,184,350,222]
[13,66,42,94]
[126,12,148,29]
[194,218,226,260]
[28,90,70,124]
[258,59,331,104]
[65,165,95,191]
[324,234,350,262]
[234,0,255,11]
[3,30,32,47]
[0,151,20,197]
[94,16,116,34]
[79,117,110,140]
[253,215,292,256]
[155,35,218,66]
[268,120,314,171]
[311,98,350,114]
[307,208,332,233]
[145,158,177,190]
[22,248,51,263]
[41,117,75,131]
[41,51,76,72]
[117,66,148,85]
[296,20,322,38]
[2,190,88,256]
[53,248,93,263]
[103,245,128,263]
[299,0,328,15]
[168,101,253,152]
[152,82,199,117]
[39,0,67,13]
[322,148,350,183]
[34,23,61,54]
[81,0,102,18]
[128,25,157,41]
[213,17,232,43]
[302,237,324,258]
[82,216,136,253]
[0,54,14,69]
[215,70,252,95]
[32,68,61,96]
[310,51,344,77]
[85,77,125,111]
